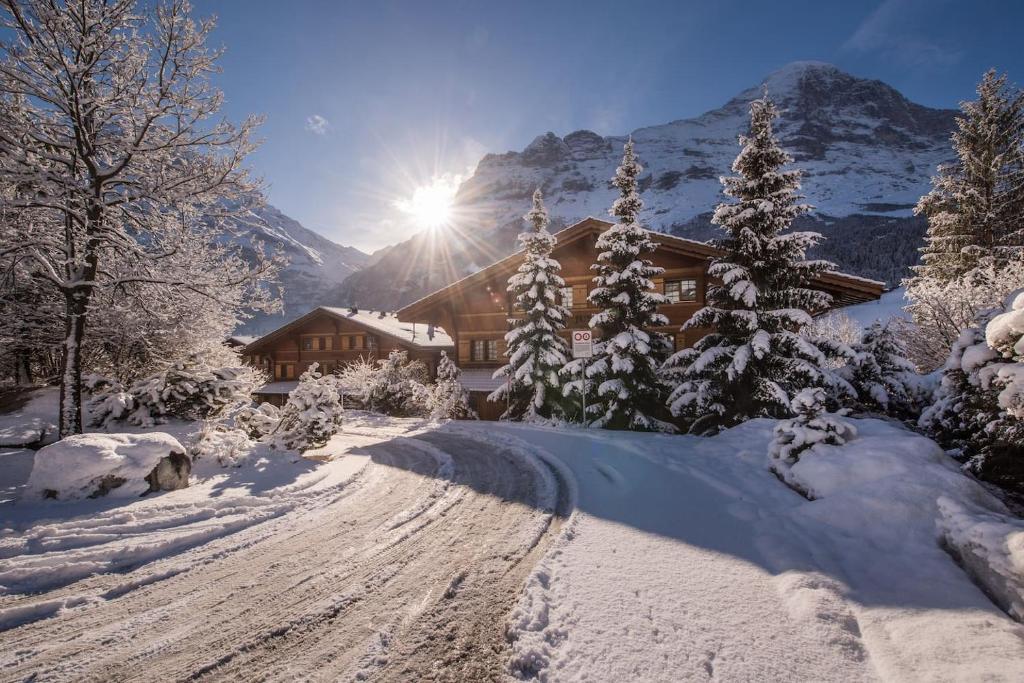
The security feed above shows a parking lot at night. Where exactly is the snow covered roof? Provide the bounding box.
[319,308,454,349]
[228,335,258,347]
[243,306,453,354]
[459,369,505,393]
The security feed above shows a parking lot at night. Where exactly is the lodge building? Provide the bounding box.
[240,307,453,404]
[395,217,883,419]
[243,217,884,417]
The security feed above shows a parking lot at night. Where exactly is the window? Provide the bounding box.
[276,363,295,379]
[302,338,313,351]
[560,287,573,309]
[664,278,697,304]
[471,339,500,362]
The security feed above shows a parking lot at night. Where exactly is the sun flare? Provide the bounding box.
[396,176,459,229]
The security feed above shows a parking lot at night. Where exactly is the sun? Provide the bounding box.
[396,176,458,229]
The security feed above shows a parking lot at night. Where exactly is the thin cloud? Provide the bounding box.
[304,114,331,136]
[843,0,962,68]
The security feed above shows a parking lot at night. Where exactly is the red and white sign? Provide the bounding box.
[572,330,593,359]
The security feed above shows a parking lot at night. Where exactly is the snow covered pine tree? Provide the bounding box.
[663,94,849,434]
[904,70,1024,368]
[489,189,571,420]
[270,363,344,452]
[838,321,921,418]
[921,289,1024,494]
[432,351,477,420]
[578,139,672,431]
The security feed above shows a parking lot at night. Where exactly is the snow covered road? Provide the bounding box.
[3,416,1024,681]
[0,423,568,681]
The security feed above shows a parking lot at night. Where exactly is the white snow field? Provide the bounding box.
[1,412,1023,680]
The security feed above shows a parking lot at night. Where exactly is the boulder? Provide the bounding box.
[27,432,190,501]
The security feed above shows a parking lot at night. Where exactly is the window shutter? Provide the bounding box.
[653,277,664,293]
[497,339,507,358]
[675,332,687,351]
[458,339,470,363]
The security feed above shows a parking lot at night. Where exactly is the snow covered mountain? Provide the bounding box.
[333,62,957,310]
[233,204,370,334]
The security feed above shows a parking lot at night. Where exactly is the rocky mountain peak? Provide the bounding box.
[332,63,959,311]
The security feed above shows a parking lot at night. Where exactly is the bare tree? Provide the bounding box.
[0,0,282,436]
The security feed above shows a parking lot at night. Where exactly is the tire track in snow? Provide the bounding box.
[0,427,570,682]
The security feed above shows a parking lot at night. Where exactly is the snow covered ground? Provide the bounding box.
[449,419,1024,681]
[1,399,1023,680]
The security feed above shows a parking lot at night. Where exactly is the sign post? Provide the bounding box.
[572,330,593,423]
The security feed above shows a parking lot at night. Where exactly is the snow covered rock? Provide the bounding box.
[938,497,1024,621]
[27,433,190,500]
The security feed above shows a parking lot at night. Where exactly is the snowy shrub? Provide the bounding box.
[189,424,256,467]
[804,311,863,351]
[84,374,133,427]
[359,350,430,417]
[27,432,190,500]
[489,189,570,420]
[921,289,1024,495]
[236,401,282,440]
[268,364,344,452]
[87,355,263,427]
[335,356,377,409]
[431,351,477,420]
[664,95,852,434]
[838,321,923,418]
[770,388,857,467]
[904,259,1024,370]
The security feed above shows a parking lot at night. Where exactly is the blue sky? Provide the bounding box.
[196,0,1024,252]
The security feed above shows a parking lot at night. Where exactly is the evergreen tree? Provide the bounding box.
[663,95,849,434]
[920,289,1024,494]
[271,363,344,451]
[489,189,571,419]
[910,70,1024,284]
[432,351,477,420]
[838,321,921,417]
[582,139,672,431]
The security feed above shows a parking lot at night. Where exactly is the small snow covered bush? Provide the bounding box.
[355,350,430,417]
[268,363,343,451]
[88,354,262,427]
[189,423,256,467]
[430,351,477,420]
[770,388,858,467]
[236,401,282,440]
[921,288,1024,495]
[27,432,189,500]
[838,321,923,418]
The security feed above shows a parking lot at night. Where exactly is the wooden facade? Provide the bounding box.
[241,307,453,404]
[396,217,885,419]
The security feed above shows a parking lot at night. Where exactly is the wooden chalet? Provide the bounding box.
[241,306,453,404]
[396,217,885,419]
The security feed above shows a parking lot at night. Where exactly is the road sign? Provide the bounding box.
[572,330,593,359]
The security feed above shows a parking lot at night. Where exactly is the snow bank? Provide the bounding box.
[26,433,189,501]
[938,497,1024,620]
